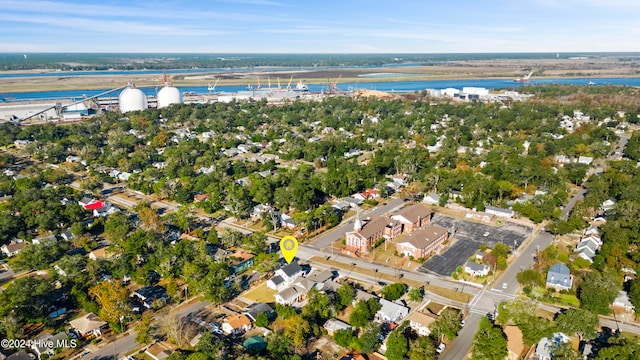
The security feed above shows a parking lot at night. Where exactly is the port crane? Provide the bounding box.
[207,78,220,93]
[327,74,342,94]
[514,70,534,83]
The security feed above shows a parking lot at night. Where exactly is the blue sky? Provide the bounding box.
[0,0,638,53]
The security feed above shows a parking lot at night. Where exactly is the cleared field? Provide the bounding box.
[242,281,277,303]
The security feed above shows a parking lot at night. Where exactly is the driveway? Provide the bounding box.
[419,215,532,276]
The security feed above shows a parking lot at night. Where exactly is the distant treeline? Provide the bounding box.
[1,52,639,71]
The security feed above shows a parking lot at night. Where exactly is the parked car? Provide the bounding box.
[436,343,446,354]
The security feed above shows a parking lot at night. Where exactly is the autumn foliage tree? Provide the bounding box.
[89,281,131,331]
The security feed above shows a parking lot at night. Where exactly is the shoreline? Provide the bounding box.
[2,73,640,94]
[2,57,640,93]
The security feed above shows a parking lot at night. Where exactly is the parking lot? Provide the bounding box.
[419,214,533,276]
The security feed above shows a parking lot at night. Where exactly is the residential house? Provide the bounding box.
[221,314,252,335]
[66,155,81,163]
[178,233,198,242]
[307,269,337,284]
[275,278,315,306]
[354,289,376,303]
[323,319,351,336]
[69,313,107,338]
[464,261,490,277]
[145,342,174,360]
[601,198,616,212]
[243,303,275,323]
[61,229,74,241]
[449,190,464,201]
[504,325,525,360]
[251,204,272,220]
[485,205,515,218]
[536,333,570,360]
[88,248,110,260]
[390,204,433,232]
[229,250,255,275]
[546,263,573,291]
[267,261,304,290]
[31,332,68,359]
[280,213,297,229]
[93,202,117,217]
[1,239,26,257]
[376,298,409,323]
[344,216,402,256]
[236,177,250,187]
[13,139,30,149]
[78,197,101,209]
[423,193,441,205]
[193,193,209,202]
[32,234,57,245]
[578,156,594,165]
[132,286,170,309]
[389,174,408,187]
[406,311,437,336]
[343,197,364,208]
[331,201,351,212]
[576,235,601,263]
[613,291,635,312]
[395,225,448,259]
[584,227,599,237]
[6,350,32,360]
[361,188,380,200]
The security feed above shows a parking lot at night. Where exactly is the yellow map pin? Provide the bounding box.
[280,235,299,264]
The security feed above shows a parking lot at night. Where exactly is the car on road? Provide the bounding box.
[436,343,446,354]
[502,282,508,289]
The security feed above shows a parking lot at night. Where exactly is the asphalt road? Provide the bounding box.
[0,260,16,284]
[86,332,137,360]
[439,313,481,360]
[492,230,554,293]
[85,300,209,360]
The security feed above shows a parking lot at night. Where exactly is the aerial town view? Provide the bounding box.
[1,1,640,360]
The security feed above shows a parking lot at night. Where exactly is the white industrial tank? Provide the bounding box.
[157,86,182,108]
[118,85,148,113]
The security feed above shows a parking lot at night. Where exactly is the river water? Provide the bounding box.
[2,77,640,102]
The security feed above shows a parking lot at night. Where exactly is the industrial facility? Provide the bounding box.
[0,79,187,124]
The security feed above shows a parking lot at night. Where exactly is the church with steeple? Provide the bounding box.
[343,207,402,256]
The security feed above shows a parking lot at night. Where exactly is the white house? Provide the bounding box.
[32,234,57,245]
[485,205,515,218]
[423,193,441,205]
[221,314,252,335]
[464,261,490,277]
[546,263,573,291]
[376,298,409,323]
[267,261,304,290]
[323,319,351,336]
[31,332,68,359]
[407,311,437,336]
[274,279,315,306]
[1,239,26,257]
[536,333,570,360]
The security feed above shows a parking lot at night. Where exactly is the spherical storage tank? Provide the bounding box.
[157,86,182,108]
[118,86,148,113]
